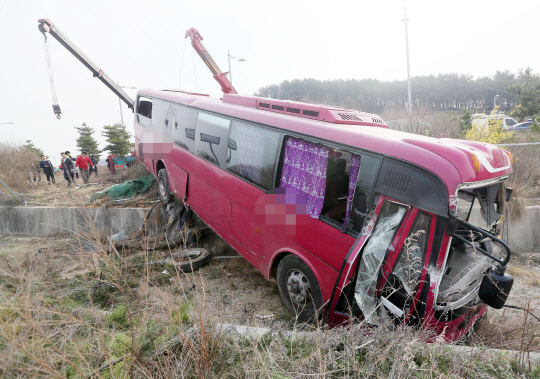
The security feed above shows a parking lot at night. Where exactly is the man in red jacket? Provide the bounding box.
[76,151,94,184]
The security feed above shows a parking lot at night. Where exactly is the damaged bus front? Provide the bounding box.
[324,141,514,342]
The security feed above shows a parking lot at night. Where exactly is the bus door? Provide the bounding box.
[325,196,437,327]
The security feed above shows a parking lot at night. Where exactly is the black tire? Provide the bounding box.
[171,248,211,272]
[157,168,171,203]
[277,255,323,322]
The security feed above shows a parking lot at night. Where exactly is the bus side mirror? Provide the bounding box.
[478,266,513,309]
[505,187,513,202]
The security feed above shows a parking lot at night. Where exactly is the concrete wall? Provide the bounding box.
[454,205,540,253]
[506,206,540,252]
[0,206,146,236]
[1,205,539,252]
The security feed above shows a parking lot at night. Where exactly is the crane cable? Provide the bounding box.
[40,31,62,119]
[178,39,186,89]
[192,46,198,93]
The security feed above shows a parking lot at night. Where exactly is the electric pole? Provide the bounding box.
[402,6,412,113]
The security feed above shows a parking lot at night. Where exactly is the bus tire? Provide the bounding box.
[172,248,211,272]
[157,168,171,203]
[277,255,323,322]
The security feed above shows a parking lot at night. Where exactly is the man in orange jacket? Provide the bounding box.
[75,151,94,184]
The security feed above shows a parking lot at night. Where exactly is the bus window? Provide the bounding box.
[194,112,231,168]
[347,155,383,235]
[320,152,352,225]
[136,96,153,127]
[172,106,199,152]
[226,121,281,190]
[381,212,430,321]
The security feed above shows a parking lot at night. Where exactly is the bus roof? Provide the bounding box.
[140,89,512,196]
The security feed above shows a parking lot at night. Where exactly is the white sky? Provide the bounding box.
[1,0,537,163]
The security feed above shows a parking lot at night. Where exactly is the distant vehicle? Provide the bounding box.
[471,114,519,130]
[507,121,533,131]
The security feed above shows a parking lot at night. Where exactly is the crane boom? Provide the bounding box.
[185,28,237,95]
[38,19,135,110]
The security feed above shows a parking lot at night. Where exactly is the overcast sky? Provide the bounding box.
[1,0,537,163]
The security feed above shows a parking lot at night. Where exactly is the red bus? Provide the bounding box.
[134,90,514,341]
[36,18,514,343]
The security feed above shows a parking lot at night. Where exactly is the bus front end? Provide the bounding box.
[422,140,515,341]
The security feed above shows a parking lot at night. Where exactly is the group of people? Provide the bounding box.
[59,151,98,187]
[31,151,99,187]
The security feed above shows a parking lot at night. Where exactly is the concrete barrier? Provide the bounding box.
[507,206,540,252]
[0,205,538,252]
[0,206,146,236]
[468,206,540,252]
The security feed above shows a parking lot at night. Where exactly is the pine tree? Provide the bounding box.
[506,68,540,121]
[75,123,101,158]
[102,123,132,157]
[23,140,43,158]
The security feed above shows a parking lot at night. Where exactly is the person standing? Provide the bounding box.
[60,152,74,187]
[39,155,55,184]
[75,151,94,184]
[73,157,80,180]
[45,156,55,183]
[31,160,41,183]
[65,151,76,183]
[89,154,98,176]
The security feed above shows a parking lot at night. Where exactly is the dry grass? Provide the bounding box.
[381,106,462,139]
[0,141,40,193]
[1,217,539,378]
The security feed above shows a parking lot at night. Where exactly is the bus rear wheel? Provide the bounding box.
[157,168,171,203]
[277,255,323,322]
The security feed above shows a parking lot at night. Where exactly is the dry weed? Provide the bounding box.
[0,141,40,193]
[0,216,539,378]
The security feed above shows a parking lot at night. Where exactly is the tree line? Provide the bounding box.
[255,70,536,115]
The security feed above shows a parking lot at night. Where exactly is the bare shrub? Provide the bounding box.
[0,141,39,192]
[382,106,462,139]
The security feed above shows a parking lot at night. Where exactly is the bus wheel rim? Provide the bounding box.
[159,177,166,197]
[286,270,311,305]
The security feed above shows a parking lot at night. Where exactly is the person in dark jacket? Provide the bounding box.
[39,155,55,184]
[65,151,76,182]
[60,152,74,187]
[89,154,98,176]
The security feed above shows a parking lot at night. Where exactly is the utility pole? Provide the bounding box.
[227,50,245,88]
[402,5,412,113]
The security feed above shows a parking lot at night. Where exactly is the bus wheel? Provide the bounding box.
[157,169,171,203]
[277,255,323,322]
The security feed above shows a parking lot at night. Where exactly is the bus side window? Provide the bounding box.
[226,121,281,190]
[136,96,153,127]
[173,106,199,152]
[194,112,231,168]
[349,155,382,234]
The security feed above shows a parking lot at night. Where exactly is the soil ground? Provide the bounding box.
[0,162,159,208]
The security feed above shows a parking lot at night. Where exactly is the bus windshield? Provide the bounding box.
[456,182,505,231]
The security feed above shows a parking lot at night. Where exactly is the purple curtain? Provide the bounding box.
[234,122,264,183]
[341,154,361,233]
[280,137,329,219]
